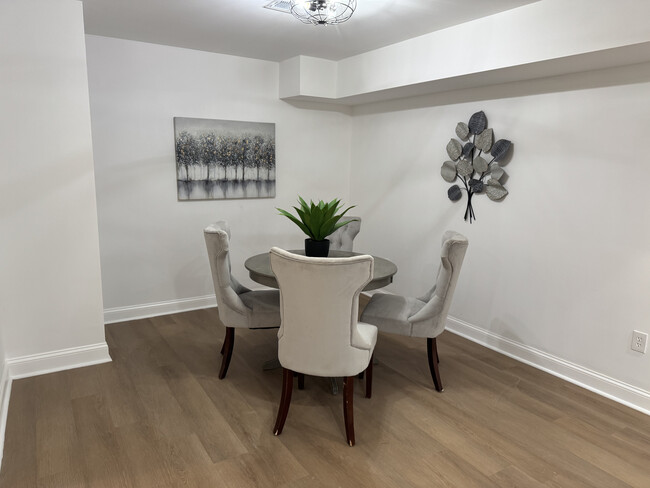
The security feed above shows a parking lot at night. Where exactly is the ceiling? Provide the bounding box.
[81,0,539,62]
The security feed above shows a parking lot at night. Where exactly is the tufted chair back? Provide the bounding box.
[328,217,361,252]
[270,247,375,377]
[204,221,251,328]
[410,231,469,338]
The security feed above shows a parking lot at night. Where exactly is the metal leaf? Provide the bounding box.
[475,128,493,152]
[469,179,484,193]
[441,161,457,183]
[491,139,512,162]
[455,122,470,141]
[489,163,505,182]
[473,156,488,173]
[468,111,487,135]
[486,179,508,201]
[446,139,462,161]
[457,159,473,177]
[462,142,475,159]
[448,185,462,202]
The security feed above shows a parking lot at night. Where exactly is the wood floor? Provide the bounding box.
[1,307,649,487]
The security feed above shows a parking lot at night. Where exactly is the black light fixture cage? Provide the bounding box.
[289,0,357,25]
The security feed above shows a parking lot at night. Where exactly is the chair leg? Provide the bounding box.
[343,376,355,446]
[297,373,305,390]
[274,368,294,436]
[427,337,443,392]
[365,354,373,399]
[218,327,235,380]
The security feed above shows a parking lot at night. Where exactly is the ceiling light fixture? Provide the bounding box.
[289,0,357,25]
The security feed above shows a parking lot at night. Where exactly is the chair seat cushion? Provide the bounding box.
[239,289,281,329]
[360,293,426,336]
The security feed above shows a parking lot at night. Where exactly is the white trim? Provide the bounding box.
[104,294,217,324]
[446,315,650,416]
[1,342,111,469]
[6,343,112,380]
[0,364,11,469]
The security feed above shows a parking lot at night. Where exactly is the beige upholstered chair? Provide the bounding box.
[328,217,361,251]
[204,221,281,379]
[360,231,468,391]
[269,247,377,446]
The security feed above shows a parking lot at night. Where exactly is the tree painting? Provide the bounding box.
[174,117,276,200]
[175,131,198,181]
[441,111,513,223]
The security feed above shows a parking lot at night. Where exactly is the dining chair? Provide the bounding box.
[328,217,361,252]
[360,231,468,391]
[269,247,377,446]
[204,221,281,379]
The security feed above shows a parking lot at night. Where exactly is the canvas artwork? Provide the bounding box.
[174,117,276,200]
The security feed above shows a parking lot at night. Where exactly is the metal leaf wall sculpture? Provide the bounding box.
[440,111,513,223]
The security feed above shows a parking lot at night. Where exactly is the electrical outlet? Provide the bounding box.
[631,330,648,354]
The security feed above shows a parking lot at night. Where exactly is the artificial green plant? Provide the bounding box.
[277,196,356,241]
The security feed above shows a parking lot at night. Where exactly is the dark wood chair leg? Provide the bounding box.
[218,327,235,379]
[365,354,373,399]
[343,376,355,446]
[427,337,443,392]
[297,373,305,390]
[358,372,364,379]
[274,368,294,435]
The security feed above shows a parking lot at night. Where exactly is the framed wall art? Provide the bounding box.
[174,117,276,200]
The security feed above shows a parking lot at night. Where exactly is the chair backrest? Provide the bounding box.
[410,231,469,338]
[328,217,361,251]
[204,221,251,328]
[269,247,374,376]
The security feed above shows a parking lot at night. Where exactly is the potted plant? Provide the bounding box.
[277,196,356,257]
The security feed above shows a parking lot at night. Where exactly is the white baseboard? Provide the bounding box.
[6,343,112,380]
[104,294,217,324]
[446,315,650,416]
[0,342,111,468]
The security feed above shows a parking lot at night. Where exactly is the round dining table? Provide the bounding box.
[244,249,398,290]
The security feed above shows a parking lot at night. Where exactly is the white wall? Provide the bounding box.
[337,0,650,99]
[84,11,649,413]
[280,0,650,105]
[85,36,352,316]
[0,330,6,468]
[0,0,108,374]
[350,63,650,409]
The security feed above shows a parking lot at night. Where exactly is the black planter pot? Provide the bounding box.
[305,238,330,257]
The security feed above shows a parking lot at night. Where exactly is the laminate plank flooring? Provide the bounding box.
[1,306,649,487]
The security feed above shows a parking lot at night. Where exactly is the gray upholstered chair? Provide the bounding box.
[360,231,468,391]
[269,247,377,446]
[328,217,361,252]
[204,221,281,379]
